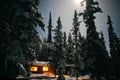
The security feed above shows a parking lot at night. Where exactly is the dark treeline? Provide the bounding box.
[38,0,120,80]
[0,0,120,80]
[0,0,45,79]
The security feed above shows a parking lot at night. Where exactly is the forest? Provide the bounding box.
[0,0,120,80]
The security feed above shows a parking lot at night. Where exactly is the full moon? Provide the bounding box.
[74,0,82,5]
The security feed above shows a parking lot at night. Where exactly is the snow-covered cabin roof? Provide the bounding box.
[32,60,49,66]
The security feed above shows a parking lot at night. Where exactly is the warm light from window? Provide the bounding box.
[30,66,38,71]
[42,66,48,71]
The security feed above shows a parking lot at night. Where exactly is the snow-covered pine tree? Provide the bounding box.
[81,0,110,79]
[53,17,65,79]
[47,12,53,43]
[0,0,44,78]
[107,15,120,79]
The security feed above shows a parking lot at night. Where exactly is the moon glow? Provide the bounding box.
[74,0,82,5]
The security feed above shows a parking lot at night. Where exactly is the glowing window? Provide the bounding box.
[30,66,38,71]
[42,66,48,71]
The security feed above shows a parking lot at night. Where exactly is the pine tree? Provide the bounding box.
[52,17,65,79]
[0,0,44,78]
[47,12,53,43]
[78,32,85,58]
[39,12,53,62]
[77,32,86,73]
[71,10,81,80]
[63,32,67,65]
[100,32,107,50]
[68,33,73,44]
[81,0,110,79]
[100,32,111,78]
[107,15,120,79]
[63,32,67,48]
[66,33,74,64]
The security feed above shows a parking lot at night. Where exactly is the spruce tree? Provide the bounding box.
[81,0,110,79]
[71,10,81,80]
[107,15,120,79]
[47,12,53,43]
[100,32,107,50]
[0,0,44,78]
[68,33,73,44]
[100,32,111,78]
[63,32,67,48]
[53,17,65,79]
[78,32,85,58]
[66,33,74,64]
[41,12,53,63]
[77,32,86,74]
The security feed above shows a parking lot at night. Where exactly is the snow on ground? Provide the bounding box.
[30,73,90,80]
[16,74,90,80]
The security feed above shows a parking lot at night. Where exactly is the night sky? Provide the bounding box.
[38,0,120,52]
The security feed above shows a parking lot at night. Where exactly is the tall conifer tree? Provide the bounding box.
[78,32,85,58]
[47,12,53,43]
[107,15,120,79]
[71,10,81,80]
[0,0,44,78]
[53,17,65,79]
[63,32,67,48]
[81,0,109,79]
[66,33,74,64]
